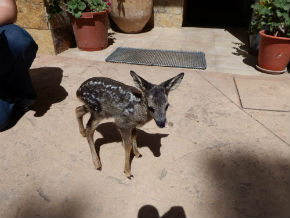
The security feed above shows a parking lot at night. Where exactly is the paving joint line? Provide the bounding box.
[242,107,290,113]
[233,77,243,108]
[197,72,290,147]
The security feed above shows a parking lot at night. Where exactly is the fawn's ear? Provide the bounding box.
[130,70,152,92]
[160,73,184,94]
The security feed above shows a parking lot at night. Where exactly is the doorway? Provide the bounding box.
[183,0,255,27]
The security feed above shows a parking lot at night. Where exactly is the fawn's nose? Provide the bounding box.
[156,119,166,128]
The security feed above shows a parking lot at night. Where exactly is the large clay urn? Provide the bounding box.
[110,0,153,33]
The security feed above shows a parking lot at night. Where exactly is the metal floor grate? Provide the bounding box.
[105,47,207,70]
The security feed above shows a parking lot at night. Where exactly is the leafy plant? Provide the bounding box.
[249,0,290,37]
[67,0,111,18]
[45,0,110,18]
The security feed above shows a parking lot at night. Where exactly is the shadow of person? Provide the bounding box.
[29,67,68,117]
[94,122,168,157]
[12,192,86,218]
[138,205,187,218]
[207,152,289,217]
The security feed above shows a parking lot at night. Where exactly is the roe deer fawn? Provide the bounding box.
[76,70,184,178]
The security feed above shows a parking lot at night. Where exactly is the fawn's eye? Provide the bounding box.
[148,106,155,113]
[165,104,169,111]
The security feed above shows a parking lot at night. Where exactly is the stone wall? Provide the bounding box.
[153,0,184,27]
[15,0,75,55]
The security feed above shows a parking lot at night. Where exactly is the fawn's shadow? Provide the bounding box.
[94,122,168,157]
[29,67,68,117]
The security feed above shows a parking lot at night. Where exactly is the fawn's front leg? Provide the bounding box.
[75,105,89,137]
[132,128,142,158]
[86,114,102,170]
[119,128,134,178]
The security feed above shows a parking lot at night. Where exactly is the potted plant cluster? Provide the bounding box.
[250,0,290,74]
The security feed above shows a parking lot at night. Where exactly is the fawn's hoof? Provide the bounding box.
[94,163,102,171]
[124,171,134,179]
[80,131,86,137]
[135,153,142,158]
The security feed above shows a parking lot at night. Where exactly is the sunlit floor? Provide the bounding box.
[0,27,289,218]
[60,27,266,75]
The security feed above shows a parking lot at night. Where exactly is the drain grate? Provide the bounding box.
[105,47,207,70]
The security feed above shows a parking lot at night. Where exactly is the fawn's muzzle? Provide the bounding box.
[156,119,166,128]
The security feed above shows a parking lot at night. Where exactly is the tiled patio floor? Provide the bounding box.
[0,27,289,218]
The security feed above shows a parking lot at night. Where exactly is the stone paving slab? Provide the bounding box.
[245,109,290,144]
[0,55,289,218]
[235,77,290,111]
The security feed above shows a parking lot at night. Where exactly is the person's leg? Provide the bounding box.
[0,99,15,131]
[0,24,38,130]
[0,24,38,100]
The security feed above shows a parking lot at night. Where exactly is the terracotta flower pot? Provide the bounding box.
[257,30,290,74]
[110,0,153,33]
[69,11,108,51]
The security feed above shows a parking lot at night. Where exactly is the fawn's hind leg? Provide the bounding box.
[75,105,89,137]
[132,128,142,158]
[86,113,102,170]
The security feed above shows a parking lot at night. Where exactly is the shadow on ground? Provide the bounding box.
[138,205,186,218]
[95,122,168,157]
[226,28,257,69]
[30,67,68,117]
[11,194,87,218]
[232,42,257,68]
[0,67,68,131]
[108,32,116,47]
[207,150,290,217]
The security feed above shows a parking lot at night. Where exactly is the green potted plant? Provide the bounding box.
[250,0,290,74]
[66,0,111,51]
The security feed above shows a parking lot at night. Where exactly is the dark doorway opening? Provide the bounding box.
[183,0,255,27]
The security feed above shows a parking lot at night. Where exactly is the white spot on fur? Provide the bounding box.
[124,109,129,115]
[128,92,140,102]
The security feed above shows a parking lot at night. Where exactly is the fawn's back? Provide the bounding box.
[76,77,149,124]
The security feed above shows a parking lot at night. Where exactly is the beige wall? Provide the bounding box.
[15,0,74,55]
[153,0,184,27]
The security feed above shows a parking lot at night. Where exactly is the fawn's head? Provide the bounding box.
[130,71,184,128]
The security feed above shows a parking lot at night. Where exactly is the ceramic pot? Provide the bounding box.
[257,30,290,74]
[69,11,108,51]
[110,0,153,33]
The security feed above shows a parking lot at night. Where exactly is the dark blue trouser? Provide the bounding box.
[0,24,38,130]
